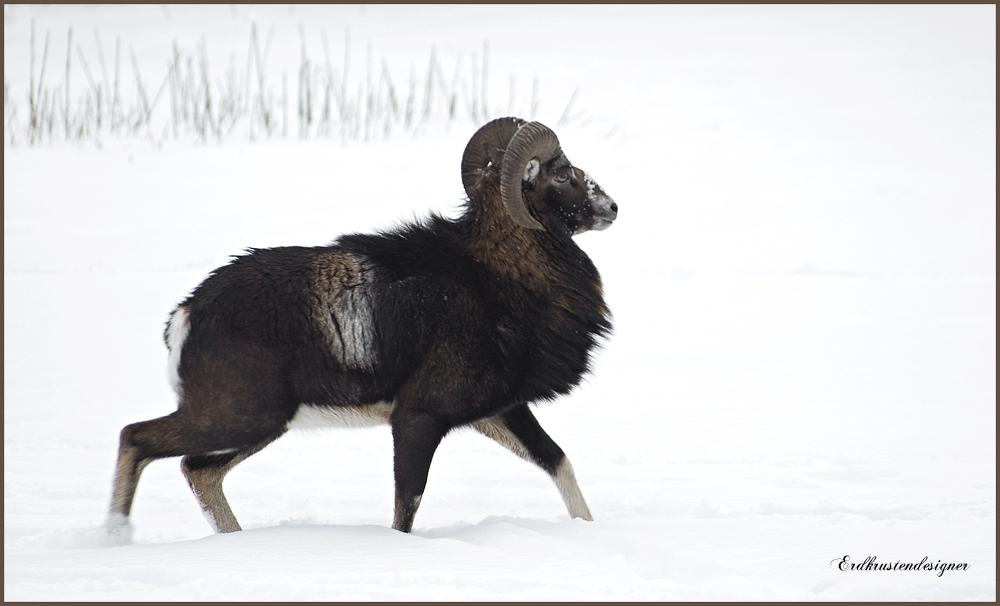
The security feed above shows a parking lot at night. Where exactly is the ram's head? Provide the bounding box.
[462,118,618,235]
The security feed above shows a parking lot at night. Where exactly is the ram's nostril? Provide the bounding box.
[610,201,618,213]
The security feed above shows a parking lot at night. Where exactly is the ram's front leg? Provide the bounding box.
[473,403,593,521]
[390,408,450,532]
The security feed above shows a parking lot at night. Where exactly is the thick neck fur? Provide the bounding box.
[457,172,611,404]
[459,174,582,294]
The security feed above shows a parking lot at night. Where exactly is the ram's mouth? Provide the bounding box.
[592,218,615,231]
[575,214,615,235]
[591,195,617,229]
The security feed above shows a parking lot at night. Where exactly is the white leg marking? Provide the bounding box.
[182,456,246,534]
[103,512,134,545]
[165,306,190,396]
[198,502,221,533]
[473,418,593,521]
[554,457,593,521]
[109,453,149,520]
[287,401,395,431]
[105,512,129,527]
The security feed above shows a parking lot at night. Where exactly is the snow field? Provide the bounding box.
[5,4,995,601]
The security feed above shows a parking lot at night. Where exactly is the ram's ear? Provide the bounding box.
[522,158,541,184]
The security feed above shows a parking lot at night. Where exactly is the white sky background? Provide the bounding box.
[4,4,996,600]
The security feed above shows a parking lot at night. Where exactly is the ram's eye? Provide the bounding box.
[555,172,570,183]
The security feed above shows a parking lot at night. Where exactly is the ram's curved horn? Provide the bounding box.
[461,117,526,198]
[500,121,561,231]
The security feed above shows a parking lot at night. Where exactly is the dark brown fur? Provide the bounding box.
[106,119,617,535]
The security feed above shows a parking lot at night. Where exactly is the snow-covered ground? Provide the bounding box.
[5,4,995,601]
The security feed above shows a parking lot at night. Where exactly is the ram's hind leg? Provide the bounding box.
[473,404,593,521]
[181,442,272,533]
[109,402,287,535]
[107,413,188,533]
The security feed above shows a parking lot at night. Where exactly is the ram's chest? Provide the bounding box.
[516,292,606,400]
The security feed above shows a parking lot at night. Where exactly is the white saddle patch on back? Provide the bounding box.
[334,287,378,369]
[287,401,395,430]
[314,258,380,371]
